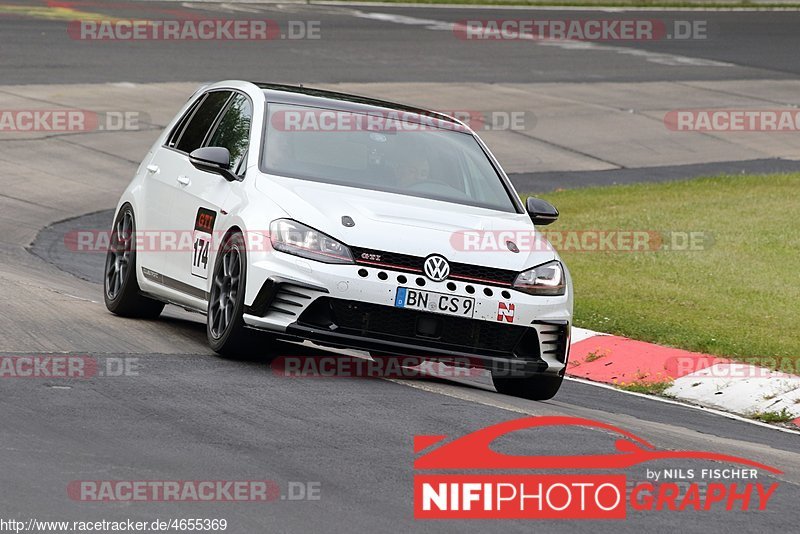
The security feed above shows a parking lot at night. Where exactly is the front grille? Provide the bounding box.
[351,247,518,287]
[351,248,422,272]
[298,298,539,360]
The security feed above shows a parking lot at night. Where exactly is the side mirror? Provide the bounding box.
[525,197,559,225]
[189,147,238,182]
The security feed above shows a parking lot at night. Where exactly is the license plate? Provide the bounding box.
[394,287,475,318]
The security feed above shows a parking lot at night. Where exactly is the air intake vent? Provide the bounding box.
[535,320,570,363]
[245,278,328,318]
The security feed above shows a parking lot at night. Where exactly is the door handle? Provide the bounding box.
[146,164,160,174]
[176,175,190,186]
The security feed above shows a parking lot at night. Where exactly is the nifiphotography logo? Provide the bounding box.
[413,417,781,519]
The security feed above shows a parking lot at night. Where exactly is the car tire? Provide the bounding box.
[492,372,564,401]
[207,231,252,356]
[104,205,165,318]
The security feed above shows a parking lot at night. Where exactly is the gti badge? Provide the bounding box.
[423,254,450,282]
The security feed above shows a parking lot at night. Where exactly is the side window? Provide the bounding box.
[166,95,205,149]
[206,93,253,175]
[175,91,232,154]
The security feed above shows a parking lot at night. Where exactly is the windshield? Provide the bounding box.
[261,103,518,213]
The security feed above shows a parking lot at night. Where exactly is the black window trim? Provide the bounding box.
[166,93,206,149]
[166,89,234,155]
[201,91,255,179]
[199,92,235,149]
[164,89,255,181]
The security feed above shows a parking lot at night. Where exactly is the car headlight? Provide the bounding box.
[270,219,354,264]
[513,260,565,296]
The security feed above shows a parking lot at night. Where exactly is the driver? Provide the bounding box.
[394,151,431,188]
[264,131,293,169]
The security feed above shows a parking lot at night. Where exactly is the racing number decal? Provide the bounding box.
[191,208,216,279]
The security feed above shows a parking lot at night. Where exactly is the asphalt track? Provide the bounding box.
[2,2,800,85]
[1,2,799,532]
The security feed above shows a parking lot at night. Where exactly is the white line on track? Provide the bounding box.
[297,342,800,434]
[318,2,800,12]
[387,369,800,435]
[565,376,800,435]
[351,10,736,67]
[178,1,800,12]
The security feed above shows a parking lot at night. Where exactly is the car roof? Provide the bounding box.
[252,82,465,128]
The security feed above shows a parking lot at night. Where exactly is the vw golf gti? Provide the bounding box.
[104,81,573,400]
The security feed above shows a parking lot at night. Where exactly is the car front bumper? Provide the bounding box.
[242,253,572,376]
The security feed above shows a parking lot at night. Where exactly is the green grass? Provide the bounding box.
[327,0,800,9]
[617,381,674,395]
[530,173,800,369]
[751,408,794,424]
[584,350,608,363]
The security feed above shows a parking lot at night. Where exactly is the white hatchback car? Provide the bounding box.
[105,81,573,400]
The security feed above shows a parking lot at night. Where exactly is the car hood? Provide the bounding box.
[256,175,557,271]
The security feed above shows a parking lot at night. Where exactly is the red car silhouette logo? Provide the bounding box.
[414,416,781,473]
